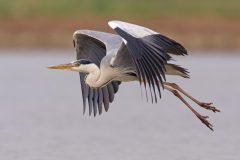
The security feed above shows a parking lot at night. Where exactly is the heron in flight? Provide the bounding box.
[48,20,220,130]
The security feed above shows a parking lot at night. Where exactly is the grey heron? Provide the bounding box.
[48,20,220,130]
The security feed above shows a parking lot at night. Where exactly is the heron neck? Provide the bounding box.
[84,64,106,88]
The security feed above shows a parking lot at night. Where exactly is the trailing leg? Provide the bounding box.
[164,82,220,113]
[164,85,214,131]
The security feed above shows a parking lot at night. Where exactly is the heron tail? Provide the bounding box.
[165,63,190,78]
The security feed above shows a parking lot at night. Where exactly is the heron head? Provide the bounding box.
[48,59,93,72]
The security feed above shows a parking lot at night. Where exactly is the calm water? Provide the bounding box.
[0,49,239,160]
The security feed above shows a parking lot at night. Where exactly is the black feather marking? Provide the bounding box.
[79,59,92,65]
[140,59,156,103]
[102,86,110,112]
[139,40,167,82]
[79,73,89,114]
[98,89,103,115]
[136,59,149,101]
[139,59,153,102]
[112,82,118,93]
[112,81,121,93]
[142,37,171,61]
[142,46,166,93]
[148,34,187,55]
[88,89,94,116]
[142,55,158,101]
[147,52,166,81]
[132,40,166,96]
[93,89,98,116]
[107,84,115,103]
[142,54,161,102]
[143,54,163,98]
[168,63,190,78]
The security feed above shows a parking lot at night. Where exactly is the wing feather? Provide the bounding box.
[88,89,94,116]
[97,89,103,114]
[93,89,99,116]
[108,20,187,99]
[79,73,88,114]
[102,87,110,112]
[74,30,122,115]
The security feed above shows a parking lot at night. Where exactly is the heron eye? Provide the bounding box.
[75,63,80,66]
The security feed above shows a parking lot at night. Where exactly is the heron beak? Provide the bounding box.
[47,63,75,70]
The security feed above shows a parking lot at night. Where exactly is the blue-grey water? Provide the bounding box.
[0,49,239,160]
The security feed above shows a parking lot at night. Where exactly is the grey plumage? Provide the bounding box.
[49,20,220,131]
[73,20,189,116]
[74,30,122,116]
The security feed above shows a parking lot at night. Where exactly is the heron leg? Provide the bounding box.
[164,82,220,113]
[164,85,214,131]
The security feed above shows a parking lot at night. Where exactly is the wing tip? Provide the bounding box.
[108,20,119,29]
[73,30,85,39]
[73,30,90,38]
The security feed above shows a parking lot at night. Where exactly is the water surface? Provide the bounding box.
[0,49,239,160]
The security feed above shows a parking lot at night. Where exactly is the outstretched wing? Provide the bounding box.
[73,30,122,116]
[108,20,187,102]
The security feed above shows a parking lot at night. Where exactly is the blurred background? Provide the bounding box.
[1,1,240,160]
[0,0,240,50]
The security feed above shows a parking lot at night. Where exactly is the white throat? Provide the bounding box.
[72,64,107,88]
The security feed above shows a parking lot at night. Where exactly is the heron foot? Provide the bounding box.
[164,84,216,131]
[197,114,214,131]
[199,102,220,113]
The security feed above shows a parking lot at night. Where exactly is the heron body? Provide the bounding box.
[77,50,188,88]
[48,20,220,130]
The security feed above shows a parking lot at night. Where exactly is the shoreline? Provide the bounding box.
[1,17,240,50]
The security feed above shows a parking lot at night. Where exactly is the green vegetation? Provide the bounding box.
[0,0,240,18]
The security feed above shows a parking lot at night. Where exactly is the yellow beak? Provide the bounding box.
[47,63,75,70]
